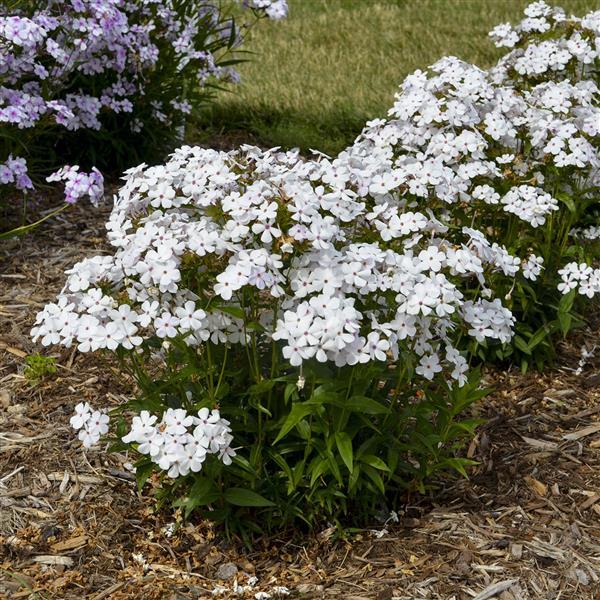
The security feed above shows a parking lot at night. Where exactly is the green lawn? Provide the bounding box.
[197,0,598,154]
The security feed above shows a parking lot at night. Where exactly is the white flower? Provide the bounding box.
[122,410,158,443]
[163,408,194,435]
[416,354,442,380]
[155,312,180,338]
[360,332,390,362]
[175,301,206,331]
[70,402,92,430]
[522,254,544,281]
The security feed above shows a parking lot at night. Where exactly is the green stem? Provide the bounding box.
[213,345,228,401]
[205,342,215,401]
[1,203,69,240]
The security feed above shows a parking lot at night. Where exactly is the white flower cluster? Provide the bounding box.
[501,186,558,228]
[558,262,600,298]
[355,10,599,229]
[571,225,600,241]
[70,402,110,448]
[121,408,235,478]
[32,142,521,389]
[348,1,598,299]
[244,0,288,20]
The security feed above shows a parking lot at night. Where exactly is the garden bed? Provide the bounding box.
[1,205,599,599]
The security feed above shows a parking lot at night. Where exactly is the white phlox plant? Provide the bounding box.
[33,142,519,465]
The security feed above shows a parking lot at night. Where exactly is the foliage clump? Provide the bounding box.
[23,353,57,385]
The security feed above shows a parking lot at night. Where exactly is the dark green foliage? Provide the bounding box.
[114,340,487,537]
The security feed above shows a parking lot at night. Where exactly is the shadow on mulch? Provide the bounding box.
[1,203,599,600]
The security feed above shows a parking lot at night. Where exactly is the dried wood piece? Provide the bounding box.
[580,494,599,510]
[472,579,518,600]
[47,472,103,484]
[521,436,558,451]
[562,423,600,441]
[509,544,522,559]
[524,539,564,560]
[32,555,74,567]
[51,534,88,552]
[0,341,28,357]
[523,476,547,496]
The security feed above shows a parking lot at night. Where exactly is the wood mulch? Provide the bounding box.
[1,202,599,600]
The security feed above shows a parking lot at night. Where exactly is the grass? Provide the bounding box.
[196,0,598,154]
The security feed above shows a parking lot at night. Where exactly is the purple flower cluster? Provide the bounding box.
[0,0,287,207]
[47,165,104,206]
[0,154,32,191]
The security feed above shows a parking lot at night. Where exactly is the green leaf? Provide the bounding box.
[274,403,317,444]
[322,394,389,414]
[180,478,219,516]
[326,450,343,484]
[134,460,155,491]
[345,395,390,414]
[284,383,298,404]
[223,488,275,507]
[248,380,275,395]
[363,465,385,494]
[217,305,245,320]
[437,457,477,478]
[556,192,576,214]
[558,293,573,313]
[270,452,295,491]
[360,454,390,472]
[527,324,552,351]
[334,432,353,473]
[558,288,576,315]
[513,335,531,355]
[309,458,330,487]
[189,477,218,506]
[557,311,572,337]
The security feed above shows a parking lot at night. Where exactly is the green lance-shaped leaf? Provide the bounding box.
[334,432,353,473]
[223,487,275,507]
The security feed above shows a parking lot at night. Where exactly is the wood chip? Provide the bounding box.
[51,535,88,552]
[524,475,547,496]
[12,506,53,519]
[32,555,74,567]
[524,539,564,560]
[562,423,600,441]
[90,582,127,600]
[473,579,518,600]
[58,470,70,494]
[521,436,558,451]
[47,472,103,485]
[580,494,599,510]
[0,342,27,358]
[510,544,523,559]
